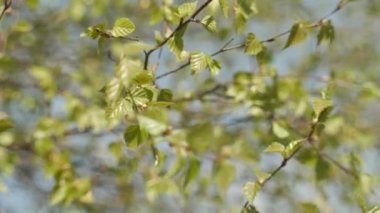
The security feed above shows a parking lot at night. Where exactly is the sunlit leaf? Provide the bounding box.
[110,17,135,37]
[214,161,236,190]
[168,27,187,59]
[284,139,304,158]
[312,99,333,123]
[243,181,261,203]
[245,33,263,55]
[219,0,229,17]
[264,142,285,155]
[272,122,289,139]
[190,52,209,74]
[138,108,168,135]
[201,15,217,33]
[178,1,198,17]
[283,21,309,49]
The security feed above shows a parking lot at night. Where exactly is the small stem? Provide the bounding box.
[0,0,12,21]
[143,0,214,70]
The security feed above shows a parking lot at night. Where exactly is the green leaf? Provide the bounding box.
[272,122,289,139]
[244,33,263,55]
[207,58,221,75]
[263,142,285,154]
[315,157,331,181]
[108,142,123,161]
[284,139,304,158]
[81,23,106,39]
[299,203,319,213]
[283,21,309,49]
[235,11,247,33]
[183,156,201,187]
[219,0,229,17]
[168,27,187,59]
[254,169,270,185]
[201,15,217,33]
[157,89,173,102]
[178,1,198,18]
[214,161,236,190]
[368,206,380,213]
[186,122,213,153]
[243,181,261,203]
[0,114,12,133]
[312,99,333,123]
[110,17,135,37]
[317,19,335,46]
[138,108,168,135]
[105,78,123,103]
[124,124,148,147]
[133,71,154,85]
[190,52,209,74]
[237,0,258,16]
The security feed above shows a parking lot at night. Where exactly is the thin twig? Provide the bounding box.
[316,149,358,178]
[0,0,12,21]
[143,0,214,70]
[156,0,349,81]
[242,121,317,208]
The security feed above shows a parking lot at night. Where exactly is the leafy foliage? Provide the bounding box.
[0,0,379,212]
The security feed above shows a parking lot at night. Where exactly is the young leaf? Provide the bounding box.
[133,71,154,85]
[284,139,304,158]
[214,161,236,190]
[183,157,201,187]
[272,122,289,139]
[283,21,309,49]
[245,33,263,55]
[235,11,247,33]
[312,99,333,123]
[168,27,187,59]
[111,17,135,37]
[187,122,213,153]
[315,157,331,181]
[81,23,106,39]
[0,114,12,133]
[201,15,217,33]
[368,206,380,213]
[264,142,285,154]
[237,0,258,16]
[219,0,229,17]
[138,108,168,135]
[299,203,319,213]
[317,19,335,46]
[206,58,221,75]
[190,52,209,74]
[157,89,173,102]
[243,182,261,203]
[178,1,198,18]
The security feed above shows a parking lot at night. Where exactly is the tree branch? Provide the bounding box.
[143,0,214,70]
[156,0,350,81]
[242,121,318,208]
[0,0,12,21]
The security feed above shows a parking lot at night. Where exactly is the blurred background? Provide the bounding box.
[0,0,379,212]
